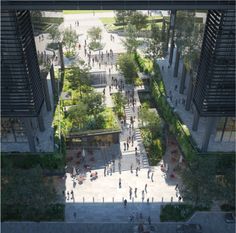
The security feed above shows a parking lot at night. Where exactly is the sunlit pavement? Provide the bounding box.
[63,12,180,223]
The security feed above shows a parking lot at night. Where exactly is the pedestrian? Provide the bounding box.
[84,39,87,47]
[124,142,126,151]
[73,212,77,219]
[118,161,121,173]
[109,68,111,75]
[145,184,147,193]
[130,164,133,173]
[147,198,149,204]
[71,190,74,199]
[109,85,111,92]
[134,187,137,197]
[127,142,129,150]
[175,184,179,190]
[135,147,138,156]
[136,167,138,176]
[175,84,178,91]
[129,187,132,199]
[178,196,182,202]
[148,216,151,225]
[147,168,151,178]
[67,191,70,200]
[104,167,106,176]
[119,178,121,188]
[142,190,145,201]
[103,88,105,95]
[151,172,154,182]
[124,199,127,208]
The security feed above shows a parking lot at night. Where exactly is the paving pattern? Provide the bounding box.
[63,12,181,224]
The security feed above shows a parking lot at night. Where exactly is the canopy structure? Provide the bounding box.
[1,0,235,10]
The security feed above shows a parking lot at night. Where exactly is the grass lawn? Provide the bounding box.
[99,17,115,25]
[100,16,163,32]
[63,10,112,14]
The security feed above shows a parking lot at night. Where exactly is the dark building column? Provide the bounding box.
[173,49,180,77]
[169,10,176,66]
[179,64,187,94]
[185,72,193,111]
[58,42,64,71]
[37,108,45,132]
[192,107,200,131]
[41,74,52,111]
[50,64,56,94]
[22,118,36,152]
[201,117,217,152]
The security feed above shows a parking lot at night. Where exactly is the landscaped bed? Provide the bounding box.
[160,204,209,222]
[1,167,65,221]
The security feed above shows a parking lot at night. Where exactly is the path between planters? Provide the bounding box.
[63,12,180,223]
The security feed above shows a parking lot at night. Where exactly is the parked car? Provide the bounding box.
[176,224,202,233]
[224,213,235,223]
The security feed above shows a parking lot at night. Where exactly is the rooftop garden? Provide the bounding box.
[53,63,119,138]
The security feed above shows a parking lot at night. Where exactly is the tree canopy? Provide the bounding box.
[63,28,78,53]
[146,23,162,61]
[180,155,235,208]
[48,25,61,42]
[117,53,137,84]
[122,23,141,53]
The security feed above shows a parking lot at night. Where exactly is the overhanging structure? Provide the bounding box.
[1,0,235,10]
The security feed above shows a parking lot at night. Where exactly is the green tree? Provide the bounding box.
[146,23,162,62]
[173,11,195,77]
[117,53,137,84]
[67,102,88,130]
[128,11,148,31]
[86,92,104,117]
[87,27,103,51]
[180,157,218,208]
[139,103,162,136]
[114,10,133,26]
[2,167,57,219]
[63,28,78,55]
[66,62,91,97]
[122,23,140,53]
[112,91,127,118]
[48,25,61,42]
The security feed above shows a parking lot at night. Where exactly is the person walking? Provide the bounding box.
[142,190,145,201]
[129,187,132,199]
[151,172,154,182]
[73,212,77,220]
[130,164,133,173]
[123,142,126,151]
[147,168,151,178]
[104,167,106,176]
[136,167,138,176]
[148,216,151,225]
[134,187,137,198]
[124,199,127,208]
[127,142,129,151]
[175,184,179,190]
[119,178,121,188]
[145,184,147,193]
[118,161,121,174]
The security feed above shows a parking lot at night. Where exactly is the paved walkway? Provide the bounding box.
[63,12,181,223]
[157,49,235,152]
[2,212,235,233]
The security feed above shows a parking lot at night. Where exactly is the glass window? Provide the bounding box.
[215,131,222,142]
[223,131,231,142]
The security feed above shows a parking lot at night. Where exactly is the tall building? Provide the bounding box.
[192,10,235,151]
[1,10,54,152]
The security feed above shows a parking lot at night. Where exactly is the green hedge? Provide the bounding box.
[134,53,197,160]
[160,204,209,222]
[1,204,64,221]
[1,152,65,170]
